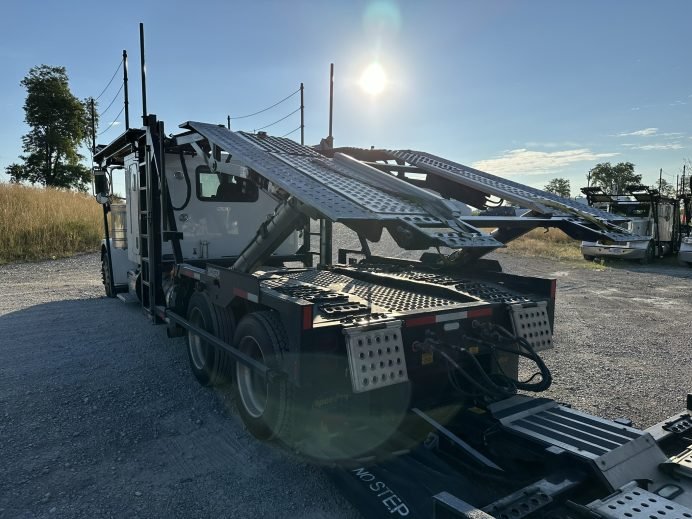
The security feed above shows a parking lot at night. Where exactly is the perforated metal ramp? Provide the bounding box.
[391,149,617,221]
[183,122,502,251]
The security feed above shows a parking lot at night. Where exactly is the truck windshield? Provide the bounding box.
[610,203,650,217]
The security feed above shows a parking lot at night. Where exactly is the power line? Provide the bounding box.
[98,106,125,136]
[280,125,302,138]
[95,59,123,101]
[98,83,124,118]
[229,88,300,120]
[254,107,301,132]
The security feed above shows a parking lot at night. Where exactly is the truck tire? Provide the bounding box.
[233,311,295,443]
[641,241,655,264]
[101,250,115,298]
[186,291,234,387]
[583,254,595,261]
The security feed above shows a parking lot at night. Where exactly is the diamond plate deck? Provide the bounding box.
[282,270,465,315]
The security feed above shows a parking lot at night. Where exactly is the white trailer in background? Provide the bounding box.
[580,186,680,263]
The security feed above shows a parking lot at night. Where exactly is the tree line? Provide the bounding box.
[545,162,680,199]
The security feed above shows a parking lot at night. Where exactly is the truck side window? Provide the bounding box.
[195,166,259,202]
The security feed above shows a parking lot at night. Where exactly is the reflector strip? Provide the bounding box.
[302,305,313,330]
[468,307,493,319]
[233,287,259,303]
[406,307,493,327]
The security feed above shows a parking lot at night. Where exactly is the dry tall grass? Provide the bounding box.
[496,228,583,261]
[0,183,102,264]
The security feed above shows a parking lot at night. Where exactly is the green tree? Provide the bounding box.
[587,162,641,194]
[5,65,96,191]
[654,177,675,197]
[544,177,571,198]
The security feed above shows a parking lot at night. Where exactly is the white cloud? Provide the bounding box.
[622,142,684,151]
[525,141,581,148]
[472,148,618,175]
[616,128,658,137]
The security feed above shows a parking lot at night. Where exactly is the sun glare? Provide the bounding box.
[359,63,387,95]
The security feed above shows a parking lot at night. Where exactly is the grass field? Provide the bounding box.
[0,183,102,264]
[495,227,584,261]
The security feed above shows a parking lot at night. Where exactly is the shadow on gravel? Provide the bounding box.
[0,297,360,519]
[586,256,692,279]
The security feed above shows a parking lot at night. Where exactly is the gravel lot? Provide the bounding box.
[1,251,690,518]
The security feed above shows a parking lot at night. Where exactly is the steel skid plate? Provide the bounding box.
[343,321,408,393]
[587,481,692,518]
[508,301,553,352]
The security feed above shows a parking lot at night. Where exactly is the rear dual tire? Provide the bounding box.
[186,291,234,387]
[185,296,295,443]
[233,311,295,443]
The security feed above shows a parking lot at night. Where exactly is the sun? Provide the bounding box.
[359,63,387,95]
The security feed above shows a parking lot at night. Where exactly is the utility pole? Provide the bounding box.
[328,63,334,147]
[227,115,231,130]
[90,98,96,155]
[123,49,130,129]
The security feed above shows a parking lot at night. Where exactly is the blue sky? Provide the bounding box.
[1,0,691,194]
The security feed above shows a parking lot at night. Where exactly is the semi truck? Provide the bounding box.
[580,186,681,263]
[93,116,692,518]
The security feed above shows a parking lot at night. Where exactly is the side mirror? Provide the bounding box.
[93,168,109,196]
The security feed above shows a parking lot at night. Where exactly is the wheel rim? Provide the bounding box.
[188,307,207,371]
[236,336,268,419]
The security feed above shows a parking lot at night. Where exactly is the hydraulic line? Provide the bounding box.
[417,320,553,401]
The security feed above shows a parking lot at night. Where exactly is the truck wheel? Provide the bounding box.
[233,311,295,442]
[641,241,655,264]
[583,254,594,261]
[186,291,234,387]
[101,250,115,298]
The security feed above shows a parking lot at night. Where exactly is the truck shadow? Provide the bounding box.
[591,256,692,279]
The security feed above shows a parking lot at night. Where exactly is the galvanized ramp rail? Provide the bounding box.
[389,149,650,244]
[182,121,501,252]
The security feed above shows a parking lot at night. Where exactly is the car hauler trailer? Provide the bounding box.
[93,117,692,518]
[580,186,681,263]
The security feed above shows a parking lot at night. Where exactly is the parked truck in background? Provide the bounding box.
[580,185,681,263]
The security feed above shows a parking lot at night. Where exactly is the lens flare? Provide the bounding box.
[359,63,387,95]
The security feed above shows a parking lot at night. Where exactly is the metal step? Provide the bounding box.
[489,396,669,490]
[116,292,139,304]
[587,481,692,518]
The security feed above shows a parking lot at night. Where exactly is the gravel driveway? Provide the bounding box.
[1,252,690,518]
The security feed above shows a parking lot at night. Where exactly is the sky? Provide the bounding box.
[1,0,691,195]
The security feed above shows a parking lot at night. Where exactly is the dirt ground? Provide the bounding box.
[0,252,690,518]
